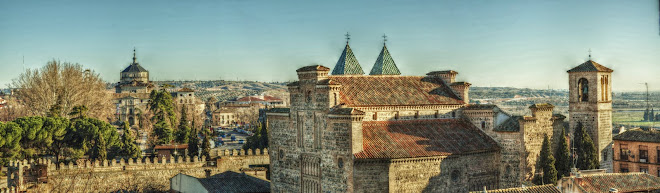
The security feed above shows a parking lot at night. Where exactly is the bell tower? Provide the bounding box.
[568,59,614,172]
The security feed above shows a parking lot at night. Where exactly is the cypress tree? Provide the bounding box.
[175,107,191,143]
[555,127,571,178]
[187,128,199,158]
[534,134,558,185]
[577,128,599,170]
[122,122,141,158]
[200,133,211,160]
[94,135,107,162]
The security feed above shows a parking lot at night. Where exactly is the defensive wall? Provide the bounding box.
[1,148,268,193]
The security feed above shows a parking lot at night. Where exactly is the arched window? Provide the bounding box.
[452,111,456,118]
[481,121,486,129]
[306,91,312,103]
[578,78,589,102]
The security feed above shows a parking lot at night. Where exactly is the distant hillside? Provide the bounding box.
[108,80,289,102]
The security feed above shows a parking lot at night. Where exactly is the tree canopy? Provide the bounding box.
[534,134,558,185]
[575,122,600,170]
[11,60,113,120]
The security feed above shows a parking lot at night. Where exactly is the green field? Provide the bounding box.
[613,110,660,128]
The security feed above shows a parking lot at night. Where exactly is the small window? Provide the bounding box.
[451,170,460,182]
[279,149,284,160]
[338,158,344,168]
[306,91,312,103]
[373,113,377,120]
[481,121,486,129]
[189,94,192,97]
[452,112,456,118]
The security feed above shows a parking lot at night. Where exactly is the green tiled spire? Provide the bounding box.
[369,45,401,75]
[331,43,364,75]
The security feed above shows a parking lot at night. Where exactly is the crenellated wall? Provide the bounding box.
[2,148,269,192]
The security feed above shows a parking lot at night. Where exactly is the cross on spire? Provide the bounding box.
[382,34,388,45]
[345,32,350,44]
[132,48,137,64]
[588,48,592,60]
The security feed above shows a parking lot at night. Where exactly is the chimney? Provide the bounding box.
[296,65,330,81]
[450,82,471,103]
[529,103,554,119]
[426,70,458,84]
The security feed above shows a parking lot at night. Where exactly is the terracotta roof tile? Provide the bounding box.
[329,76,464,106]
[468,184,560,193]
[614,128,660,143]
[426,70,458,76]
[296,65,330,72]
[494,116,522,132]
[328,108,365,115]
[571,172,660,193]
[567,60,613,73]
[354,119,499,159]
[178,87,194,92]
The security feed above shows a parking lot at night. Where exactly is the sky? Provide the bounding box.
[1,0,659,91]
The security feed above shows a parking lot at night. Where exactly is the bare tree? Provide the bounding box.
[11,60,113,121]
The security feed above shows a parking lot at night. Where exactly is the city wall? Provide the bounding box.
[1,148,269,193]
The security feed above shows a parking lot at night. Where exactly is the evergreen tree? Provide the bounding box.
[93,135,107,161]
[175,107,191,143]
[574,122,599,170]
[148,89,177,144]
[534,134,558,185]
[121,122,141,158]
[200,133,210,160]
[187,128,199,158]
[153,120,174,144]
[555,127,571,178]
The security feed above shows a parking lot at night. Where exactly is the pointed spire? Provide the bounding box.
[369,39,400,75]
[331,33,364,75]
[132,48,137,64]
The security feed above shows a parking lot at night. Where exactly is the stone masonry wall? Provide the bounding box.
[386,151,500,193]
[4,149,269,193]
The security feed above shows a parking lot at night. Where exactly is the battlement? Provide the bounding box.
[6,148,268,172]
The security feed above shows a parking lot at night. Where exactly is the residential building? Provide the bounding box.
[558,169,660,193]
[613,128,660,175]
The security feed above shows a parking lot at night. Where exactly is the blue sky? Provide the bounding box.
[1,0,659,91]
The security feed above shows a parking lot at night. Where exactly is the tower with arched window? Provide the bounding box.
[568,59,614,172]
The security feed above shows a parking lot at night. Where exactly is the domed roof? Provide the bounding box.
[122,63,148,73]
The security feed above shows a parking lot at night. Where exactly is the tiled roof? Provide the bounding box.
[328,76,464,106]
[318,79,341,85]
[236,95,282,102]
[426,70,457,76]
[572,172,660,193]
[198,171,271,193]
[178,87,194,92]
[468,184,560,193]
[494,116,522,132]
[296,65,330,72]
[332,44,364,75]
[614,128,660,143]
[267,108,290,114]
[112,93,150,99]
[463,104,498,110]
[121,63,148,73]
[567,60,613,73]
[354,119,499,159]
[154,144,188,150]
[328,108,365,115]
[529,103,554,109]
[369,45,401,75]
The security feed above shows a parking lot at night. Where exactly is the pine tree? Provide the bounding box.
[534,134,558,185]
[94,135,107,162]
[187,128,199,158]
[555,127,571,178]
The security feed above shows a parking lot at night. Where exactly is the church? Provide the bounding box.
[266,39,613,192]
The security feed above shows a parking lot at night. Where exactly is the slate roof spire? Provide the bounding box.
[369,34,401,75]
[331,33,365,75]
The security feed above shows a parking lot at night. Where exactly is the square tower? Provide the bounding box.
[567,60,613,172]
